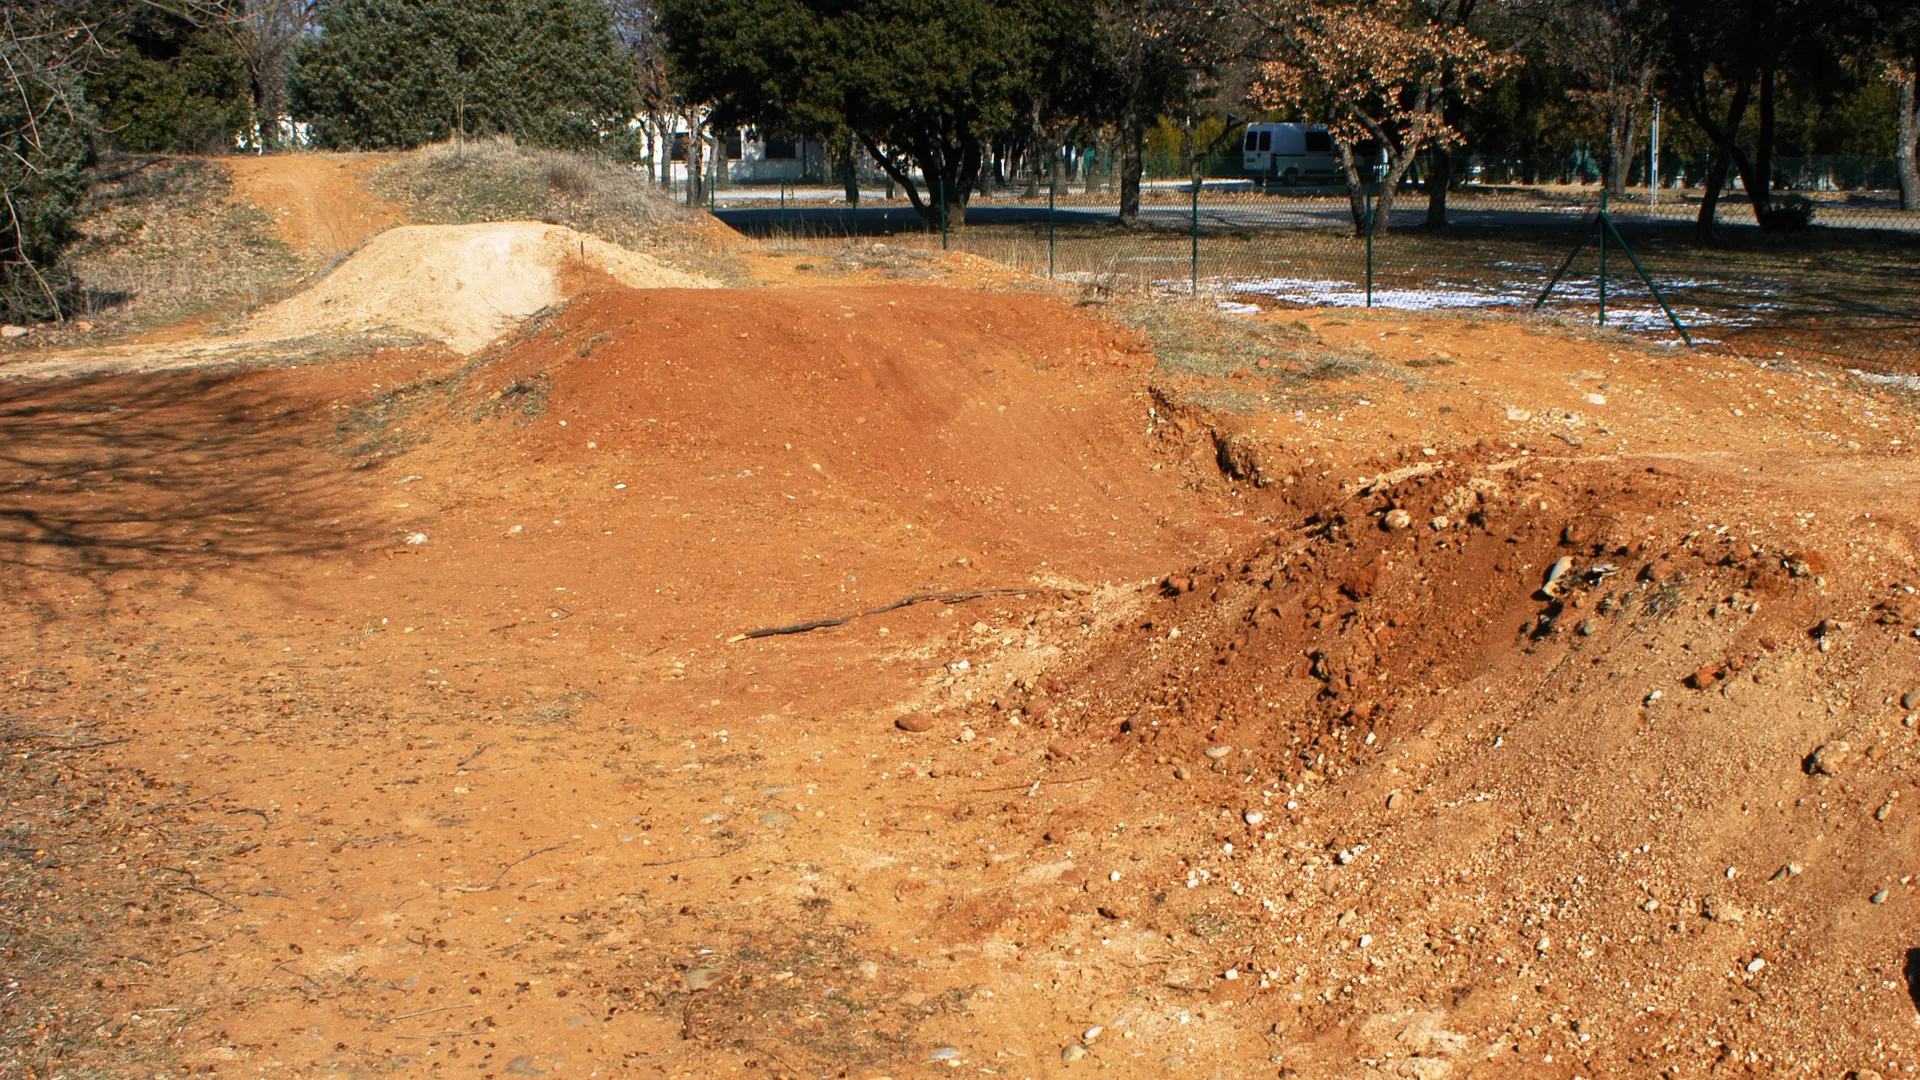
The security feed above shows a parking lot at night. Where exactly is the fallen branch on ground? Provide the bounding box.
[729,586,1086,641]
[490,842,568,888]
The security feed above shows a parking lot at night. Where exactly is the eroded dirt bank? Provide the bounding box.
[3,285,1918,1080]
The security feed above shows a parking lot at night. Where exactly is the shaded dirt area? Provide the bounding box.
[3,280,1918,1080]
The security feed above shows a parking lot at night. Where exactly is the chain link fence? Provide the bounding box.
[712,171,1920,376]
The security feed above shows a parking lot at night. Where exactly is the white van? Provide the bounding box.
[1242,123,1339,188]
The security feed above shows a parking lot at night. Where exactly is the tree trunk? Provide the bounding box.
[1335,139,1369,235]
[1898,61,1920,212]
[1119,115,1145,225]
[250,72,278,151]
[1696,150,1729,237]
[856,131,923,213]
[1049,143,1067,198]
[947,138,981,226]
[1741,64,1776,223]
[841,132,860,207]
[1607,99,1643,195]
[687,113,705,207]
[1425,145,1452,229]
[652,115,669,186]
[1373,145,1421,235]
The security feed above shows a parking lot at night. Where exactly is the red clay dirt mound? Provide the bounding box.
[368,283,1259,646]
[993,450,1920,1077]
[223,152,402,256]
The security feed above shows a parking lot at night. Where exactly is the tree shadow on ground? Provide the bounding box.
[0,367,367,588]
[1906,948,1920,1015]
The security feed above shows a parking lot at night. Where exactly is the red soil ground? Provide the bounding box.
[3,166,1919,1080]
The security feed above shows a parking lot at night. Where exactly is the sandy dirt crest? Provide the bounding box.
[242,221,719,354]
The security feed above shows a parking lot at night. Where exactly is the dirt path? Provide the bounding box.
[3,288,1917,1080]
[224,152,404,257]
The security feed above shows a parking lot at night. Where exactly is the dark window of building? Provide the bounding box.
[763,138,798,160]
[1304,130,1332,153]
[670,133,689,162]
[725,132,743,160]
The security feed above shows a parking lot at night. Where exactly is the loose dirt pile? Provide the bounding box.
[243,221,718,353]
[339,284,1244,636]
[1010,452,1919,1078]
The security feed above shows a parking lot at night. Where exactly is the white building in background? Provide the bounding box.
[637,120,889,186]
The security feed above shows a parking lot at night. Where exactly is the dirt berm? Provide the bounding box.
[243,220,717,353]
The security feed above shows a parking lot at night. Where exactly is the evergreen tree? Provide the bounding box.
[659,0,1058,224]
[88,4,254,153]
[289,0,634,150]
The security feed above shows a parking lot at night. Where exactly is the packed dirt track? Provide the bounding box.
[5,162,1920,1080]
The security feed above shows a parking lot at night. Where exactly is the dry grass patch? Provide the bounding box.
[373,138,697,253]
[57,156,307,341]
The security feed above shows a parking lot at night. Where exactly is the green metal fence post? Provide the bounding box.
[1364,186,1375,308]
[1048,171,1056,280]
[1597,188,1608,327]
[1602,215,1694,346]
[940,175,949,250]
[778,181,786,233]
[1190,171,1199,298]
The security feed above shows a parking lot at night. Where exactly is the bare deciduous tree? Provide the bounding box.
[226,0,317,151]
[1248,0,1511,234]
[1512,0,1657,195]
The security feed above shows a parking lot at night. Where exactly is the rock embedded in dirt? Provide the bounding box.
[1541,556,1574,596]
[1203,745,1232,760]
[1383,508,1412,531]
[1687,666,1723,690]
[1385,791,1405,811]
[896,714,935,733]
[1804,741,1850,776]
[1243,810,1265,826]
[1870,888,1890,904]
[1902,690,1918,711]
[1061,1043,1088,1063]
[1702,896,1744,923]
[682,967,724,991]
